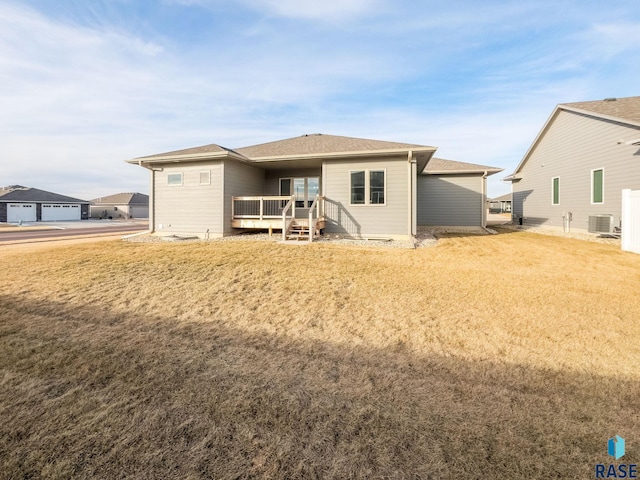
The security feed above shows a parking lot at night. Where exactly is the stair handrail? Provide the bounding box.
[307,194,322,243]
[281,195,295,241]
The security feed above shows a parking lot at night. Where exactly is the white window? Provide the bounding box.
[350,169,386,206]
[167,173,183,186]
[199,171,211,185]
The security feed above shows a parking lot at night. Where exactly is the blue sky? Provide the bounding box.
[1,0,639,200]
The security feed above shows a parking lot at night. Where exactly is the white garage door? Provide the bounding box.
[41,204,82,221]
[7,203,37,223]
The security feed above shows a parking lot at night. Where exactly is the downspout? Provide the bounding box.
[411,155,417,236]
[407,151,413,238]
[481,170,488,228]
[139,160,155,234]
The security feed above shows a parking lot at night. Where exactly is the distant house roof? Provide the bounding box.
[0,185,88,203]
[506,96,640,181]
[90,193,149,206]
[423,158,502,175]
[491,193,512,202]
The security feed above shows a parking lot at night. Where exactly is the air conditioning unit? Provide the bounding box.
[588,214,614,234]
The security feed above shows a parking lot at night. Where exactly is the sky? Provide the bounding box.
[1,0,639,200]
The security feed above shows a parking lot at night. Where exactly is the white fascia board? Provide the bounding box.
[248,146,437,163]
[126,150,250,165]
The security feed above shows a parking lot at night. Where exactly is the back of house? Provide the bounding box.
[128,134,501,240]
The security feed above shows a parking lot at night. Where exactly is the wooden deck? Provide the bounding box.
[232,195,326,242]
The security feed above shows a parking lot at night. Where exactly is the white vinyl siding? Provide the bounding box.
[417,174,483,226]
[512,109,640,230]
[323,157,408,237]
[154,162,223,236]
[223,159,265,235]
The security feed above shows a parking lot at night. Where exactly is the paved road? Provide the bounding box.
[0,224,148,244]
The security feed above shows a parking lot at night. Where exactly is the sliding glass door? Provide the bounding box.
[280,177,320,207]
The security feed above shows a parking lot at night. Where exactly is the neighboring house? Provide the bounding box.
[127,134,502,240]
[0,185,89,223]
[505,96,640,232]
[90,193,149,219]
[488,193,512,214]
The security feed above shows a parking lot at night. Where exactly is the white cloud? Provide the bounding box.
[168,0,385,21]
[243,0,384,21]
[2,0,640,202]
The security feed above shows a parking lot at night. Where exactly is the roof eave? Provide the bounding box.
[560,105,640,129]
[425,168,503,175]
[248,146,437,163]
[127,150,249,165]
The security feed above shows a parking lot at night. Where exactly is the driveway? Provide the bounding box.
[0,220,148,244]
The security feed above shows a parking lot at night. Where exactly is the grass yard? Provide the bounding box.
[1,230,639,479]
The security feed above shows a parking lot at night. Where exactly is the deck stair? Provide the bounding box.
[286,219,320,241]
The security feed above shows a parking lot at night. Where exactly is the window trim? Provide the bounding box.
[167,172,183,186]
[349,169,387,206]
[591,168,604,204]
[551,176,560,205]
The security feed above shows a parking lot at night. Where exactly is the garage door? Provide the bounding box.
[7,203,37,223]
[41,204,82,221]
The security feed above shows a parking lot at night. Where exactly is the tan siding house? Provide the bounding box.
[506,96,640,232]
[128,134,501,240]
[323,157,409,237]
[418,159,501,227]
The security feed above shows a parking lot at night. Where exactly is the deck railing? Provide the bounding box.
[232,196,295,220]
[281,196,294,241]
[307,195,325,243]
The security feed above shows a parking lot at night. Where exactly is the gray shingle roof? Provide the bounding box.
[562,96,640,124]
[137,143,237,159]
[491,193,512,202]
[235,134,434,158]
[90,193,149,205]
[0,185,88,203]
[424,158,503,174]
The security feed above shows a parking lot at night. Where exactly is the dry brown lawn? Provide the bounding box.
[1,230,639,479]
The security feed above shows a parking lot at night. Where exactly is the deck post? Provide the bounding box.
[259,197,264,220]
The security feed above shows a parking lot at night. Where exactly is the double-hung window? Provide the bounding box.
[350,170,386,205]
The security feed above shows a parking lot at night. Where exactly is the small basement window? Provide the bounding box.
[167,173,183,186]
